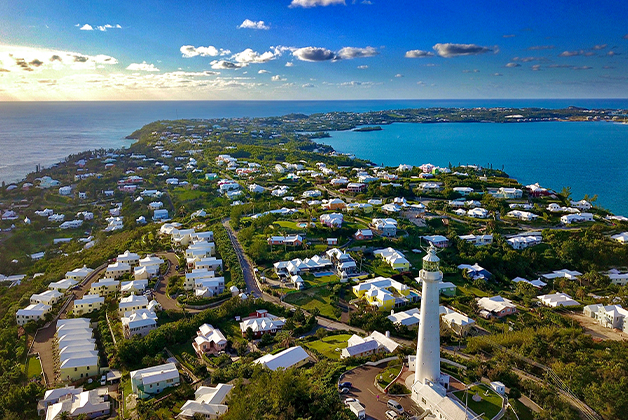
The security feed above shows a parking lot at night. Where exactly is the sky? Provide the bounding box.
[0,0,627,101]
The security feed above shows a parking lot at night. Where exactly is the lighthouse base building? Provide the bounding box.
[409,246,475,420]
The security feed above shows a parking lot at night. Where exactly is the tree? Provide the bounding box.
[245,327,254,341]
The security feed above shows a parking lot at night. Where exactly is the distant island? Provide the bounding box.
[353,126,383,132]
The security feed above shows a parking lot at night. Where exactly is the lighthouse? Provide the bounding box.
[414,244,443,386]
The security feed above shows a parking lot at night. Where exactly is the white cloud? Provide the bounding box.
[293,47,336,62]
[337,46,378,59]
[210,60,247,70]
[493,73,503,76]
[271,75,287,82]
[405,49,434,58]
[394,73,403,77]
[285,61,294,67]
[258,69,270,74]
[232,48,277,64]
[357,65,368,69]
[302,83,315,88]
[531,65,541,71]
[78,23,121,32]
[126,62,160,72]
[180,45,230,58]
[432,43,493,57]
[238,19,269,30]
[289,0,345,8]
[0,45,118,73]
[505,62,521,68]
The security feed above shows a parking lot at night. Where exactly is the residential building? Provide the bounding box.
[537,293,579,307]
[441,308,476,337]
[44,389,109,420]
[105,262,132,279]
[341,331,400,359]
[507,235,542,249]
[352,276,419,310]
[66,265,94,281]
[193,324,227,357]
[477,296,517,318]
[273,255,334,277]
[253,346,311,371]
[371,218,398,237]
[48,278,78,292]
[130,363,180,399]
[178,384,233,420]
[422,235,449,248]
[73,294,104,315]
[346,182,366,193]
[320,213,343,228]
[322,198,347,210]
[466,207,489,219]
[570,200,592,210]
[506,210,538,221]
[561,213,594,224]
[541,269,582,281]
[512,277,547,289]
[122,309,158,339]
[611,232,628,243]
[373,247,410,271]
[30,289,63,306]
[239,309,286,338]
[118,293,149,315]
[16,303,52,325]
[354,229,373,240]
[583,304,628,333]
[388,308,422,329]
[457,263,492,280]
[453,187,474,196]
[57,319,100,382]
[194,257,223,272]
[459,234,493,246]
[38,386,83,416]
[493,187,523,199]
[116,250,140,266]
[90,279,120,296]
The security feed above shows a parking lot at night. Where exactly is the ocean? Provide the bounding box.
[1,99,627,214]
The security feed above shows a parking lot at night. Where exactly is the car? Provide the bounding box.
[344,398,359,405]
[387,400,404,414]
[339,381,352,389]
[339,387,350,394]
[385,410,399,420]
[100,375,107,386]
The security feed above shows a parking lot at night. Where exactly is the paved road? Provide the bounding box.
[154,251,183,312]
[32,263,106,386]
[222,218,262,298]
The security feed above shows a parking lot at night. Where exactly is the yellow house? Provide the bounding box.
[73,294,104,315]
[60,355,100,382]
[90,279,120,296]
[352,277,417,311]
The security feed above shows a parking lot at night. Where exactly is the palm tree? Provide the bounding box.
[58,412,71,420]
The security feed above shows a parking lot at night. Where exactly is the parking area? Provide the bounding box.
[568,313,628,341]
[341,365,422,420]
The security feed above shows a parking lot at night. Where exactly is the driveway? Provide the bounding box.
[341,365,421,420]
[222,218,262,298]
[32,263,106,386]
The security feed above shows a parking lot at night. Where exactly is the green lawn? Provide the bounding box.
[284,286,340,319]
[377,361,402,387]
[305,334,352,359]
[25,354,42,378]
[301,273,339,287]
[453,385,503,420]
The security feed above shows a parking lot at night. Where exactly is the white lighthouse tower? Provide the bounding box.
[410,245,473,419]
[414,244,443,386]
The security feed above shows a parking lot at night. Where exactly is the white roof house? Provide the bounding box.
[541,269,582,280]
[512,277,547,288]
[118,293,149,315]
[477,296,517,318]
[611,232,628,243]
[48,278,78,292]
[178,384,233,419]
[121,279,149,294]
[105,262,132,279]
[254,346,311,371]
[341,331,400,359]
[65,265,94,281]
[45,389,110,420]
[388,308,422,328]
[16,303,51,325]
[116,250,140,265]
[122,309,158,338]
[31,289,63,305]
[130,363,180,398]
[537,293,579,307]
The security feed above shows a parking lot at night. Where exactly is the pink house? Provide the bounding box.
[193,324,227,357]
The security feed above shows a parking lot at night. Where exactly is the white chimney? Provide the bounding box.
[385,331,390,338]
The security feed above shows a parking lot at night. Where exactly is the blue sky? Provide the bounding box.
[0,0,627,100]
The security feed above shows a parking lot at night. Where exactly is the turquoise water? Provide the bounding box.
[1,99,627,214]
[322,121,628,215]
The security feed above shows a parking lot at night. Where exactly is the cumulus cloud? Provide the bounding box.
[78,23,121,31]
[180,45,230,58]
[258,69,270,74]
[559,50,596,57]
[126,62,160,72]
[405,50,434,58]
[271,75,287,82]
[432,43,493,57]
[289,0,345,8]
[531,64,541,71]
[285,61,294,67]
[357,65,368,69]
[238,19,269,30]
[79,24,93,31]
[232,48,277,63]
[505,62,521,67]
[394,73,403,77]
[293,47,336,62]
[592,44,607,50]
[210,60,247,70]
[0,45,118,73]
[302,83,315,88]
[337,46,378,59]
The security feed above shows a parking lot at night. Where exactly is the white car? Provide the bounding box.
[344,397,359,405]
[385,410,399,420]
